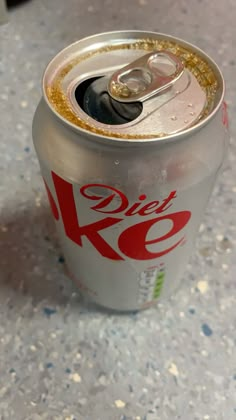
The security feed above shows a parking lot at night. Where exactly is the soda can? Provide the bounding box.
[32,31,228,311]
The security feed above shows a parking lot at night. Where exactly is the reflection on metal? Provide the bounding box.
[108,51,184,103]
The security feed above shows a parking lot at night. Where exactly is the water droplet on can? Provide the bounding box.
[188,103,193,107]
[171,116,177,121]
[114,160,119,165]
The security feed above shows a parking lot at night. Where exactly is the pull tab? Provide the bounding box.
[108,51,184,103]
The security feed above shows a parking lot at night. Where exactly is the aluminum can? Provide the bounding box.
[32,31,228,311]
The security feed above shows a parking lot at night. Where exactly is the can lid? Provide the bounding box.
[70,50,206,136]
[45,33,221,139]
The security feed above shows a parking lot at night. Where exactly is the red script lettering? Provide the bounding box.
[44,172,191,262]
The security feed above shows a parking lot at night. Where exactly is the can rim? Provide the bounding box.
[42,30,225,146]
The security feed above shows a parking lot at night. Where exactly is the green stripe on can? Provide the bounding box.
[153,271,165,299]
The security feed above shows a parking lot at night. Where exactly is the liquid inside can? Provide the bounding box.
[33,31,228,311]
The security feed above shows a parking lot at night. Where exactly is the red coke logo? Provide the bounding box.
[45,171,191,261]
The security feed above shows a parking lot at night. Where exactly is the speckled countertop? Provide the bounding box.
[0,1,236,419]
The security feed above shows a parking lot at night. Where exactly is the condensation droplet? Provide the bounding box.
[171,116,177,121]
[184,119,188,123]
[190,111,195,116]
[114,160,119,165]
[188,103,193,107]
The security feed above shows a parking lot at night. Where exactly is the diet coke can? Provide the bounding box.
[32,31,228,311]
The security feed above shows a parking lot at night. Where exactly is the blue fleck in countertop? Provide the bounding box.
[0,1,235,419]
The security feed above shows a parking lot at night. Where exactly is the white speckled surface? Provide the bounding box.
[0,1,236,419]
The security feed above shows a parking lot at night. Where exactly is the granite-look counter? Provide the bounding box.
[0,0,235,419]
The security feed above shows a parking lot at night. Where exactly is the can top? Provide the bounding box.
[44,31,224,141]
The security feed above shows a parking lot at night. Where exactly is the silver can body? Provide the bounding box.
[33,31,228,311]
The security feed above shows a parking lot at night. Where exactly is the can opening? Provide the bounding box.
[75,76,143,125]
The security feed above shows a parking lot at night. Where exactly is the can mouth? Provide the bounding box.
[75,76,143,125]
